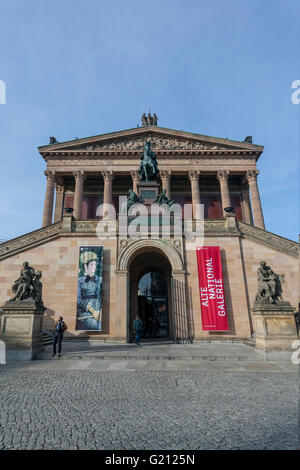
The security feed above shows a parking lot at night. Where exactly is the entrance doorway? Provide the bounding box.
[138,271,169,338]
[128,250,172,341]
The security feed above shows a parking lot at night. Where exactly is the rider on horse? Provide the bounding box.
[138,141,159,182]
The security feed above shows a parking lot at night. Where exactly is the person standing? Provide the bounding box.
[133,315,143,345]
[294,303,300,338]
[52,316,67,358]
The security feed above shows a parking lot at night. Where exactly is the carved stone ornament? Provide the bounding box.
[217,169,230,181]
[85,135,228,151]
[188,169,200,180]
[73,170,86,181]
[246,169,259,181]
[101,170,114,181]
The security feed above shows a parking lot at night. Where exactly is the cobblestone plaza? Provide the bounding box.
[0,357,298,451]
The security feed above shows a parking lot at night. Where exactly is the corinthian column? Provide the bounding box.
[246,169,265,229]
[217,170,231,214]
[188,170,201,219]
[102,170,114,217]
[130,170,140,194]
[54,181,65,223]
[42,170,56,227]
[73,170,86,220]
[160,170,172,199]
[241,180,253,225]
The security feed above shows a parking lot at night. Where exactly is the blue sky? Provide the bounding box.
[0,0,299,241]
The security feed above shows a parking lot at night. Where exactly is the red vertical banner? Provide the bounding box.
[196,246,228,331]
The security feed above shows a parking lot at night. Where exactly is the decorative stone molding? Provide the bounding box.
[238,222,299,258]
[73,221,100,232]
[117,238,184,272]
[173,239,181,248]
[0,223,62,260]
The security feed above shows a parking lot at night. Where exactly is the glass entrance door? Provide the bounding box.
[137,272,169,339]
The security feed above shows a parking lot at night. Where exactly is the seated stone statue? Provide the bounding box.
[9,262,44,306]
[10,261,35,302]
[154,189,174,207]
[255,261,283,304]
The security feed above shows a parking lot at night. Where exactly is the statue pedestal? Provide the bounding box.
[252,302,297,351]
[137,181,160,205]
[0,301,45,361]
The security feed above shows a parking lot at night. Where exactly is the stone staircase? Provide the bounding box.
[41,329,53,346]
[36,340,265,362]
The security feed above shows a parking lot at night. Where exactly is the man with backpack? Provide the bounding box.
[52,316,67,358]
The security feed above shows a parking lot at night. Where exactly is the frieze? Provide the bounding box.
[45,158,257,171]
[85,135,229,151]
[73,221,99,232]
[238,222,299,258]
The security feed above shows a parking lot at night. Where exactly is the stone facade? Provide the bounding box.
[0,219,298,342]
[0,125,298,345]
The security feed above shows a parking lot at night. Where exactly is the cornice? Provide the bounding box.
[238,222,299,258]
[38,126,264,152]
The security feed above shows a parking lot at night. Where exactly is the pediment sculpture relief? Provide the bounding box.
[85,135,227,151]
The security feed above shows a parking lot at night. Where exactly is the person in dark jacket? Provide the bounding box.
[133,315,143,345]
[294,303,300,338]
[52,316,67,358]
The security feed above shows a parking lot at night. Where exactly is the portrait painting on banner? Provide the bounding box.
[76,246,103,331]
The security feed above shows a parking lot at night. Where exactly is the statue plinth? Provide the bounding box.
[252,301,297,351]
[137,180,160,205]
[0,301,45,361]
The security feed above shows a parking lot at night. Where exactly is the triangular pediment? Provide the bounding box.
[38,126,263,154]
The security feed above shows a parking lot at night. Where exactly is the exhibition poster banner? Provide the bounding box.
[76,246,103,331]
[196,246,228,331]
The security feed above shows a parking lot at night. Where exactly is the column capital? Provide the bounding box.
[73,170,86,181]
[102,170,115,181]
[160,170,172,180]
[44,170,56,181]
[217,169,230,181]
[188,169,200,181]
[246,169,259,182]
[55,183,64,192]
[130,170,140,180]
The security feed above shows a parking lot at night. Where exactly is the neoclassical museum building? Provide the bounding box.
[0,115,298,343]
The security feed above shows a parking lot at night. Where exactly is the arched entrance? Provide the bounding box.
[129,251,172,341]
[115,238,190,343]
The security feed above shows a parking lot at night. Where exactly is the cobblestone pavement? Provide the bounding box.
[0,362,298,450]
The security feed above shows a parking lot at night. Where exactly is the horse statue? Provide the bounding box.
[138,141,159,182]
